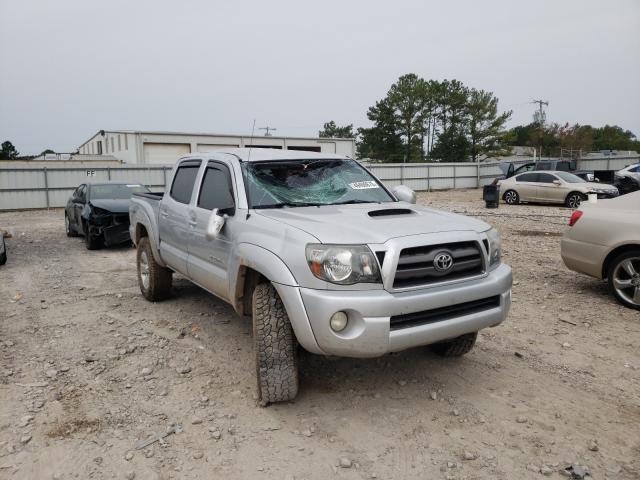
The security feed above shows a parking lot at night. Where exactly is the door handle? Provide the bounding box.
[160,210,169,218]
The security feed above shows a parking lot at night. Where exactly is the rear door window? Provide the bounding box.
[170,161,201,204]
[536,173,557,183]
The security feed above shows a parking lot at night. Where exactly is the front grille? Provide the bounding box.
[393,241,484,288]
[390,295,501,331]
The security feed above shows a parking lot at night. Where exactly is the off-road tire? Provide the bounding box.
[84,222,103,250]
[607,250,640,311]
[430,332,478,357]
[565,192,585,209]
[136,236,172,301]
[252,282,299,406]
[65,213,78,237]
[503,190,519,205]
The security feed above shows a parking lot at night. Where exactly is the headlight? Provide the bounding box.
[306,244,381,285]
[485,228,501,267]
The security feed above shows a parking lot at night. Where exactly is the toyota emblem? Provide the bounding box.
[433,251,454,272]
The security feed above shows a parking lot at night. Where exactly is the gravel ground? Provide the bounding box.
[0,189,638,480]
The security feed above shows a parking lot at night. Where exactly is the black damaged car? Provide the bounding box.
[65,182,150,250]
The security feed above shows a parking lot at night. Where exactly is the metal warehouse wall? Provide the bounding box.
[0,160,527,211]
[0,166,171,210]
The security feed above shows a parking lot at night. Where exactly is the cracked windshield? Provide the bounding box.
[243,159,395,208]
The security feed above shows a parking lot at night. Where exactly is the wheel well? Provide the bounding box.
[135,224,148,244]
[235,266,267,316]
[602,244,640,279]
[502,189,517,200]
[566,191,585,200]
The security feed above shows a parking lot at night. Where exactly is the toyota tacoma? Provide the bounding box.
[129,149,512,405]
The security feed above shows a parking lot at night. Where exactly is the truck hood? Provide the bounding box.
[89,199,130,213]
[255,203,490,244]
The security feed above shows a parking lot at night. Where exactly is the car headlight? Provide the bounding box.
[306,244,381,285]
[485,228,501,267]
[91,206,111,216]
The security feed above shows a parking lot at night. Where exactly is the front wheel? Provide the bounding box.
[607,250,640,310]
[137,237,172,301]
[65,213,78,237]
[430,332,477,357]
[0,237,6,266]
[503,190,519,205]
[565,192,585,209]
[252,283,299,406]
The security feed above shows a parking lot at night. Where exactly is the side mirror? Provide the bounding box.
[553,180,562,186]
[205,208,226,240]
[392,185,416,204]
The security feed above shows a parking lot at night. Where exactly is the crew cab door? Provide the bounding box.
[187,161,236,300]
[159,159,201,275]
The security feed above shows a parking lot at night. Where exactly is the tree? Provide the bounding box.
[387,74,428,162]
[319,121,355,138]
[429,127,471,162]
[592,125,639,151]
[357,98,404,161]
[40,149,55,157]
[465,89,512,161]
[0,141,19,160]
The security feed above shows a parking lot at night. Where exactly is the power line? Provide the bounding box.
[259,126,277,136]
[531,99,549,124]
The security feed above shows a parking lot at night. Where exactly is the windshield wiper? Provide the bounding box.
[253,202,324,209]
[329,199,379,205]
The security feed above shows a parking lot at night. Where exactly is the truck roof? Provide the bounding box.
[183,147,349,163]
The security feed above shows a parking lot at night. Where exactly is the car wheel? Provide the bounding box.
[65,213,78,237]
[503,190,519,205]
[252,282,299,406]
[137,236,172,301]
[607,250,640,310]
[0,237,6,266]
[565,192,585,209]
[430,332,477,357]
[83,222,103,250]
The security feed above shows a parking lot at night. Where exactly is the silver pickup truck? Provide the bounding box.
[129,149,512,405]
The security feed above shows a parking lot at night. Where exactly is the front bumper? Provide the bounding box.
[277,263,512,358]
[87,214,131,246]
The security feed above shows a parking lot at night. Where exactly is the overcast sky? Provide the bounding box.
[1,0,639,155]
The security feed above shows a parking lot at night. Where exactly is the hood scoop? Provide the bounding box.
[368,208,415,217]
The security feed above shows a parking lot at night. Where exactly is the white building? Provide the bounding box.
[77,130,356,165]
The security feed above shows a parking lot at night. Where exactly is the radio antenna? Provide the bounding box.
[247,118,256,162]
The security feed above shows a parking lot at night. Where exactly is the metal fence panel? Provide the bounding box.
[0,165,173,210]
[5,157,631,211]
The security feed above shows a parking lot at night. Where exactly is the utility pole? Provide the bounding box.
[259,126,277,137]
[531,99,548,158]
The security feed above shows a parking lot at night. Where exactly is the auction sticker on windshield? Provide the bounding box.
[349,181,379,190]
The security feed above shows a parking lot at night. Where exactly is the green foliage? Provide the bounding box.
[504,123,640,156]
[0,141,19,160]
[318,121,355,138]
[355,75,511,162]
[40,149,55,156]
[465,89,512,162]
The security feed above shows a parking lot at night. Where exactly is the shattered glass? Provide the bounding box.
[243,159,394,208]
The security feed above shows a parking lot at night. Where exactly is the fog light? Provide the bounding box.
[329,311,348,332]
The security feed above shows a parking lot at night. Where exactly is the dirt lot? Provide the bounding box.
[1,189,638,480]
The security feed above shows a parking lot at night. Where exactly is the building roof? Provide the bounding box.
[79,129,355,148]
[189,147,348,162]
